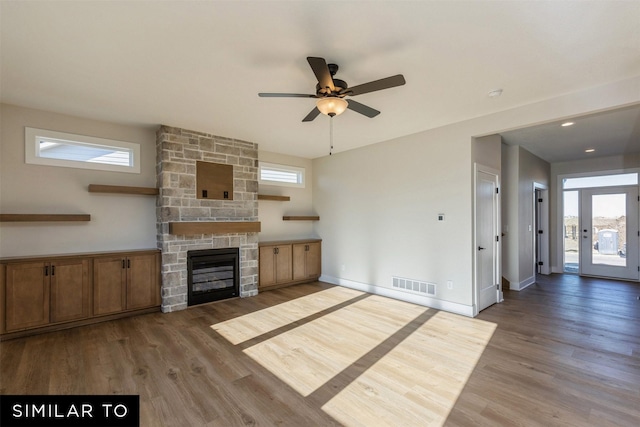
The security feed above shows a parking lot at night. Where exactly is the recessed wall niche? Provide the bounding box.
[196,161,234,200]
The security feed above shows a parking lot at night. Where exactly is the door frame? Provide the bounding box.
[533,182,550,276]
[473,163,502,316]
[556,168,640,277]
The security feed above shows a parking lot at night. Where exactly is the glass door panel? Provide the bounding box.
[580,186,639,280]
[563,191,579,273]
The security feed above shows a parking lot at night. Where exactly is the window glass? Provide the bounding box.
[563,173,637,189]
[25,127,140,173]
[259,162,304,187]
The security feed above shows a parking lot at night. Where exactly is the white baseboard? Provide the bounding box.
[319,275,475,317]
[511,275,535,291]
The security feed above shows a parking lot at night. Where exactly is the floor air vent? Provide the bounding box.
[392,276,436,296]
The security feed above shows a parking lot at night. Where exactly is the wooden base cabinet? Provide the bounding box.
[1,249,160,339]
[259,239,321,290]
[5,258,90,332]
[94,252,160,315]
[293,242,321,281]
[259,244,292,288]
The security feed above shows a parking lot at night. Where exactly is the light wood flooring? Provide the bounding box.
[1,275,639,426]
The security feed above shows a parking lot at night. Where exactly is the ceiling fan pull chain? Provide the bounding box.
[329,116,334,156]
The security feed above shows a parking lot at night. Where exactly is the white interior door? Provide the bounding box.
[476,169,500,312]
[580,186,639,280]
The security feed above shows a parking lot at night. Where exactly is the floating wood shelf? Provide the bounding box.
[88,184,159,195]
[0,214,91,222]
[282,216,319,221]
[258,194,290,202]
[169,221,261,235]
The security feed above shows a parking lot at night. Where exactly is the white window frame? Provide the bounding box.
[25,127,141,174]
[258,162,305,188]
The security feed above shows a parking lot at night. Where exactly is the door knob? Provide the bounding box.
[478,246,486,251]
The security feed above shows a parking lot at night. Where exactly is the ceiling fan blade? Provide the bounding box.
[302,107,321,122]
[258,93,316,98]
[307,57,335,92]
[347,100,380,118]
[342,74,406,96]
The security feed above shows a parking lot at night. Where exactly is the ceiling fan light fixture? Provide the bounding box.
[317,97,348,117]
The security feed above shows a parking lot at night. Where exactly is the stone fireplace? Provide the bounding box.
[156,126,259,312]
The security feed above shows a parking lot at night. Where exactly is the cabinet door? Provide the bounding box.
[275,245,292,284]
[126,253,160,310]
[50,258,91,323]
[259,246,276,288]
[292,244,307,281]
[93,256,126,316]
[5,262,50,331]
[306,242,321,279]
[293,243,321,280]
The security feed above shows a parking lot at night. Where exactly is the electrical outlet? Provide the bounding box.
[447,280,453,289]
[341,264,346,272]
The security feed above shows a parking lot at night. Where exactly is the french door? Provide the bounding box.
[580,186,639,280]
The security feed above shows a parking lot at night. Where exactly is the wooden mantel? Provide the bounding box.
[169,221,261,235]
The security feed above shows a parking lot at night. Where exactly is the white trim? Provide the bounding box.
[511,275,535,291]
[25,127,141,174]
[320,275,475,317]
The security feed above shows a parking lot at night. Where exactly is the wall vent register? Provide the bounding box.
[392,276,436,296]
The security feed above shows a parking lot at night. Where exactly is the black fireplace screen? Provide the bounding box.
[187,248,239,306]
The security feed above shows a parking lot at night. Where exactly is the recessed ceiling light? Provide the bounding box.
[561,122,574,127]
[585,148,595,153]
[488,89,503,98]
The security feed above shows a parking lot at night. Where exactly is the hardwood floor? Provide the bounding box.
[1,275,639,426]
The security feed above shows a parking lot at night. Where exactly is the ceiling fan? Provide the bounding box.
[259,57,406,122]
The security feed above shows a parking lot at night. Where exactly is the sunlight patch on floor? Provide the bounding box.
[210,286,364,344]
[321,311,497,426]
[242,295,428,396]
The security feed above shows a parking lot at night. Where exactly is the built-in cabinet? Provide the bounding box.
[259,239,321,290]
[94,253,159,315]
[292,242,321,281]
[5,258,90,331]
[0,249,160,340]
[259,244,293,288]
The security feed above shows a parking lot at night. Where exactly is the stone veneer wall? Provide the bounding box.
[156,125,259,312]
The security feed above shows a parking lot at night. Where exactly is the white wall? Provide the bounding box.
[0,104,157,257]
[257,151,316,242]
[549,152,640,272]
[313,76,639,316]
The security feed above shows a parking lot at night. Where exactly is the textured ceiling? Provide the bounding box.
[1,1,639,159]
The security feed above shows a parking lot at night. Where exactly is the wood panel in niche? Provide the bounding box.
[196,161,234,200]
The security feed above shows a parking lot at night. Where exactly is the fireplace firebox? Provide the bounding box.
[187,248,239,306]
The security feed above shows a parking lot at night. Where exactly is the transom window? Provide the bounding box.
[563,173,638,189]
[259,162,305,188]
[25,127,141,173]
